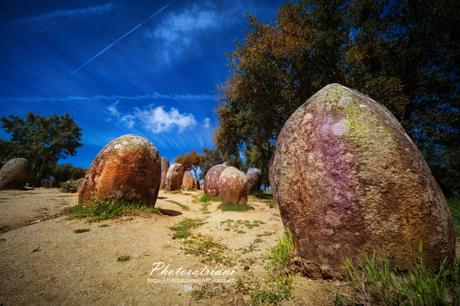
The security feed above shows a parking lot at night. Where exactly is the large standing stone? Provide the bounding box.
[218,166,248,205]
[204,164,228,196]
[164,163,185,191]
[246,168,262,194]
[0,158,28,190]
[182,171,195,190]
[269,83,455,278]
[78,135,161,206]
[160,157,169,189]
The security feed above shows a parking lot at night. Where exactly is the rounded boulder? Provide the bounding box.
[164,163,185,191]
[218,166,247,205]
[246,168,262,194]
[182,171,195,190]
[269,83,455,278]
[204,163,228,196]
[0,158,28,190]
[78,135,161,206]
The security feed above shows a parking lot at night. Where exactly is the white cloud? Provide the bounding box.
[106,101,120,117]
[146,4,236,63]
[106,103,197,133]
[120,114,135,129]
[202,117,211,128]
[22,3,114,29]
[134,106,196,133]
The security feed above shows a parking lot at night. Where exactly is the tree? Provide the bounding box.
[175,150,205,180]
[217,0,460,195]
[52,163,86,184]
[200,148,224,180]
[1,113,82,186]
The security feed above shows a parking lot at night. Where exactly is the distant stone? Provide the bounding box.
[164,163,185,191]
[182,171,195,190]
[204,164,228,196]
[246,168,262,194]
[218,166,247,205]
[75,178,85,191]
[269,83,455,279]
[0,158,28,190]
[78,134,161,206]
[160,157,169,189]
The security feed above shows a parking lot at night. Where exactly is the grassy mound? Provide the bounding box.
[67,199,159,222]
[336,252,460,305]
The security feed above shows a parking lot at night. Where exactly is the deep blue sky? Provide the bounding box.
[0,0,283,167]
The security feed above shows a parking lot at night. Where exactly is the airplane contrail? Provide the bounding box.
[70,3,171,75]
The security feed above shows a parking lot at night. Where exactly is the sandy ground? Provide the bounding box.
[0,188,344,306]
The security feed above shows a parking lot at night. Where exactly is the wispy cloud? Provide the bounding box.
[22,3,114,29]
[106,103,197,133]
[202,117,211,128]
[0,92,217,103]
[146,3,237,63]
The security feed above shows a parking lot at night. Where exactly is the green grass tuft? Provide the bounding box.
[336,253,460,306]
[448,197,460,236]
[169,218,206,239]
[217,203,254,212]
[269,231,294,272]
[67,199,160,222]
[250,275,292,305]
[73,228,90,234]
[197,194,220,202]
[117,255,131,262]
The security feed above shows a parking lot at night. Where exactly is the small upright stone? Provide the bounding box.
[164,163,185,191]
[218,166,247,205]
[269,84,455,278]
[0,158,28,190]
[204,163,228,196]
[160,157,169,189]
[246,168,262,194]
[182,171,195,190]
[78,135,161,206]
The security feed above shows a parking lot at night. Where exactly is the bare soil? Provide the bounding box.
[0,188,456,305]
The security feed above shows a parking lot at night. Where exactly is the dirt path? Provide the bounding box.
[0,189,355,305]
[0,188,77,233]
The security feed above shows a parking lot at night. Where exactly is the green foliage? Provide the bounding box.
[169,218,206,239]
[336,254,460,306]
[218,0,460,195]
[67,199,159,222]
[0,112,82,186]
[217,203,254,212]
[448,197,460,236]
[117,255,131,262]
[53,163,86,184]
[175,150,205,180]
